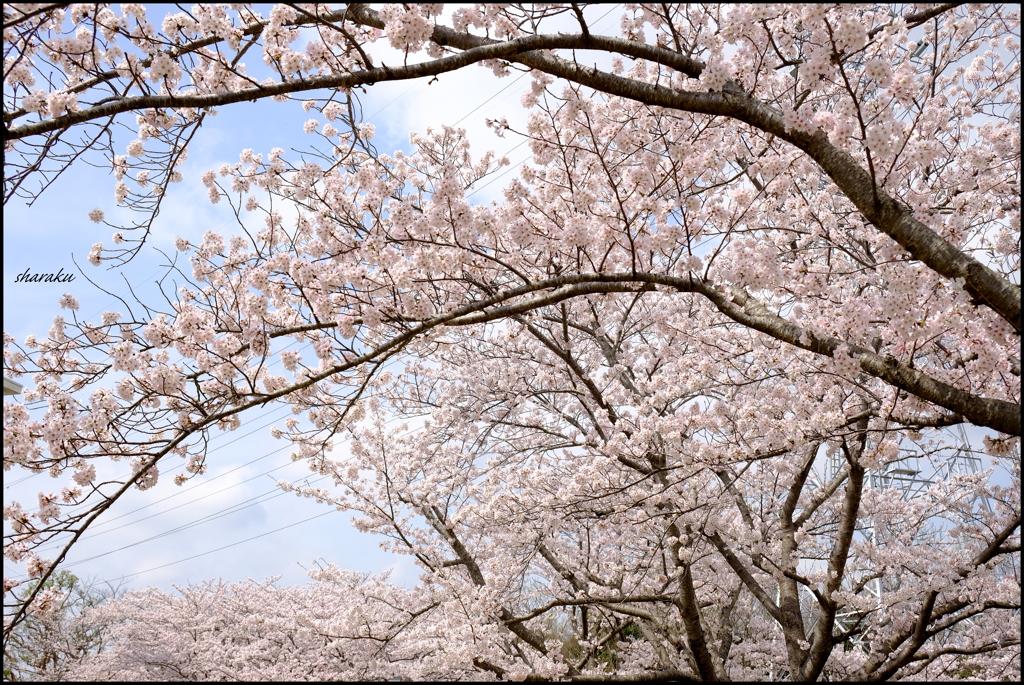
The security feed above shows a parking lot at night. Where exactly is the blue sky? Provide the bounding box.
[4,4,624,595]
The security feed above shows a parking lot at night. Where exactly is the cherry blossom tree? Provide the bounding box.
[4,3,1021,681]
[3,570,121,681]
[64,571,453,681]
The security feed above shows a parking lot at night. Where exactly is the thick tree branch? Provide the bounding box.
[10,5,1017,333]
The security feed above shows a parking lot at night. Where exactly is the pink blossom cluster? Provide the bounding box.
[146,53,182,83]
[380,4,434,53]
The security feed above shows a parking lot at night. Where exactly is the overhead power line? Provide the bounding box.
[9,3,628,586]
[101,508,339,584]
[62,471,332,570]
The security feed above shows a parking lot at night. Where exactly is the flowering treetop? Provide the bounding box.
[3,4,1021,681]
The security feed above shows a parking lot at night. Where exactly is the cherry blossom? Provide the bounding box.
[3,3,1020,681]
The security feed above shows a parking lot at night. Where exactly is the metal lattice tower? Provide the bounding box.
[810,424,994,646]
